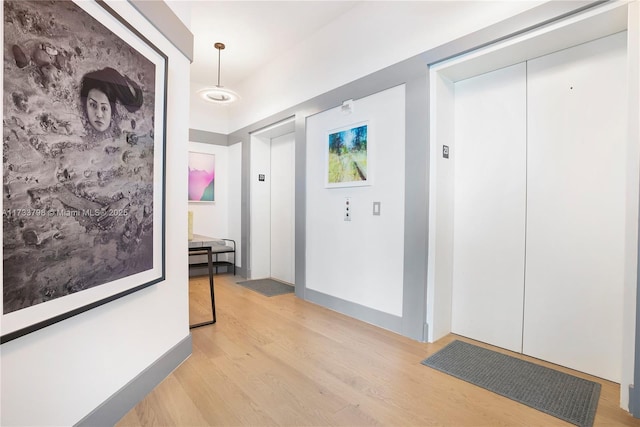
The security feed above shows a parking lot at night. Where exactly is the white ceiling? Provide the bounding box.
[177,0,549,132]
[187,1,358,88]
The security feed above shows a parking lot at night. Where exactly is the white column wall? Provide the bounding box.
[0,1,191,425]
[621,0,640,409]
[306,85,405,316]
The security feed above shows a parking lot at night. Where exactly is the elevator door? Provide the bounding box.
[451,62,527,353]
[451,32,627,382]
[523,32,627,382]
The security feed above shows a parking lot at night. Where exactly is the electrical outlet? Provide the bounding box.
[344,197,351,221]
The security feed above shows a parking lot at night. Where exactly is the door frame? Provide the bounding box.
[248,117,295,280]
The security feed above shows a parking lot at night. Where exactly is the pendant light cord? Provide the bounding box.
[217,46,221,87]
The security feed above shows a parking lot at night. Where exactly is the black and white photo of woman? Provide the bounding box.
[3,0,158,314]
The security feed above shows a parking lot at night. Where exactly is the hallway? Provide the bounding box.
[117,274,637,426]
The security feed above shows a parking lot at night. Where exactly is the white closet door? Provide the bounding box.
[524,32,627,382]
[270,133,295,284]
[452,63,527,353]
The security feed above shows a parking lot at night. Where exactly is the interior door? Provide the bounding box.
[523,32,627,382]
[451,62,527,353]
[270,133,295,284]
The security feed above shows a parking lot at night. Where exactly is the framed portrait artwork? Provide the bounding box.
[1,0,167,343]
[325,121,371,188]
[188,152,215,202]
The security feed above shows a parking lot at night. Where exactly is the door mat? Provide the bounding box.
[236,279,294,297]
[421,340,600,427]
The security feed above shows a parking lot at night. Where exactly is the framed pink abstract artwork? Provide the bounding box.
[189,152,215,202]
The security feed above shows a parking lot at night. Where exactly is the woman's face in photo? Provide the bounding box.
[86,88,112,132]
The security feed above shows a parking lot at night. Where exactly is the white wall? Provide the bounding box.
[0,1,191,425]
[306,85,405,316]
[188,142,239,269]
[188,142,229,239]
[165,0,191,27]
[622,0,640,409]
[227,1,543,132]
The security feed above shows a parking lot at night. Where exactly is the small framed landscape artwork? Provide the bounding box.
[326,121,371,188]
[189,152,215,202]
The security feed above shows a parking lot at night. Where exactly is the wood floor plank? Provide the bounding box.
[116,274,640,426]
[118,375,209,427]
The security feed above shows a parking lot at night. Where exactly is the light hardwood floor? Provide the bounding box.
[117,274,640,426]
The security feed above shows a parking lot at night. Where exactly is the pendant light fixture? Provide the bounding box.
[199,42,239,104]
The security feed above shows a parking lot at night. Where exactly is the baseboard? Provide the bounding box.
[237,265,247,278]
[630,385,640,418]
[75,334,193,427]
[304,288,403,335]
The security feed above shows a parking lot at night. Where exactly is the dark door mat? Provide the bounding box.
[236,278,294,297]
[421,340,600,427]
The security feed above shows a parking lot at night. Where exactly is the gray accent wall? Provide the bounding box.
[633,190,640,416]
[128,0,194,62]
[294,113,306,299]
[189,129,229,146]
[240,133,251,277]
[305,289,403,334]
[402,75,429,340]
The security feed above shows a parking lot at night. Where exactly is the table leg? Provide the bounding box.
[189,246,216,329]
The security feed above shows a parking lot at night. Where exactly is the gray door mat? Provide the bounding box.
[421,340,600,427]
[235,278,294,297]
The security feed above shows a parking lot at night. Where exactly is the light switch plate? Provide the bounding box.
[373,202,381,216]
